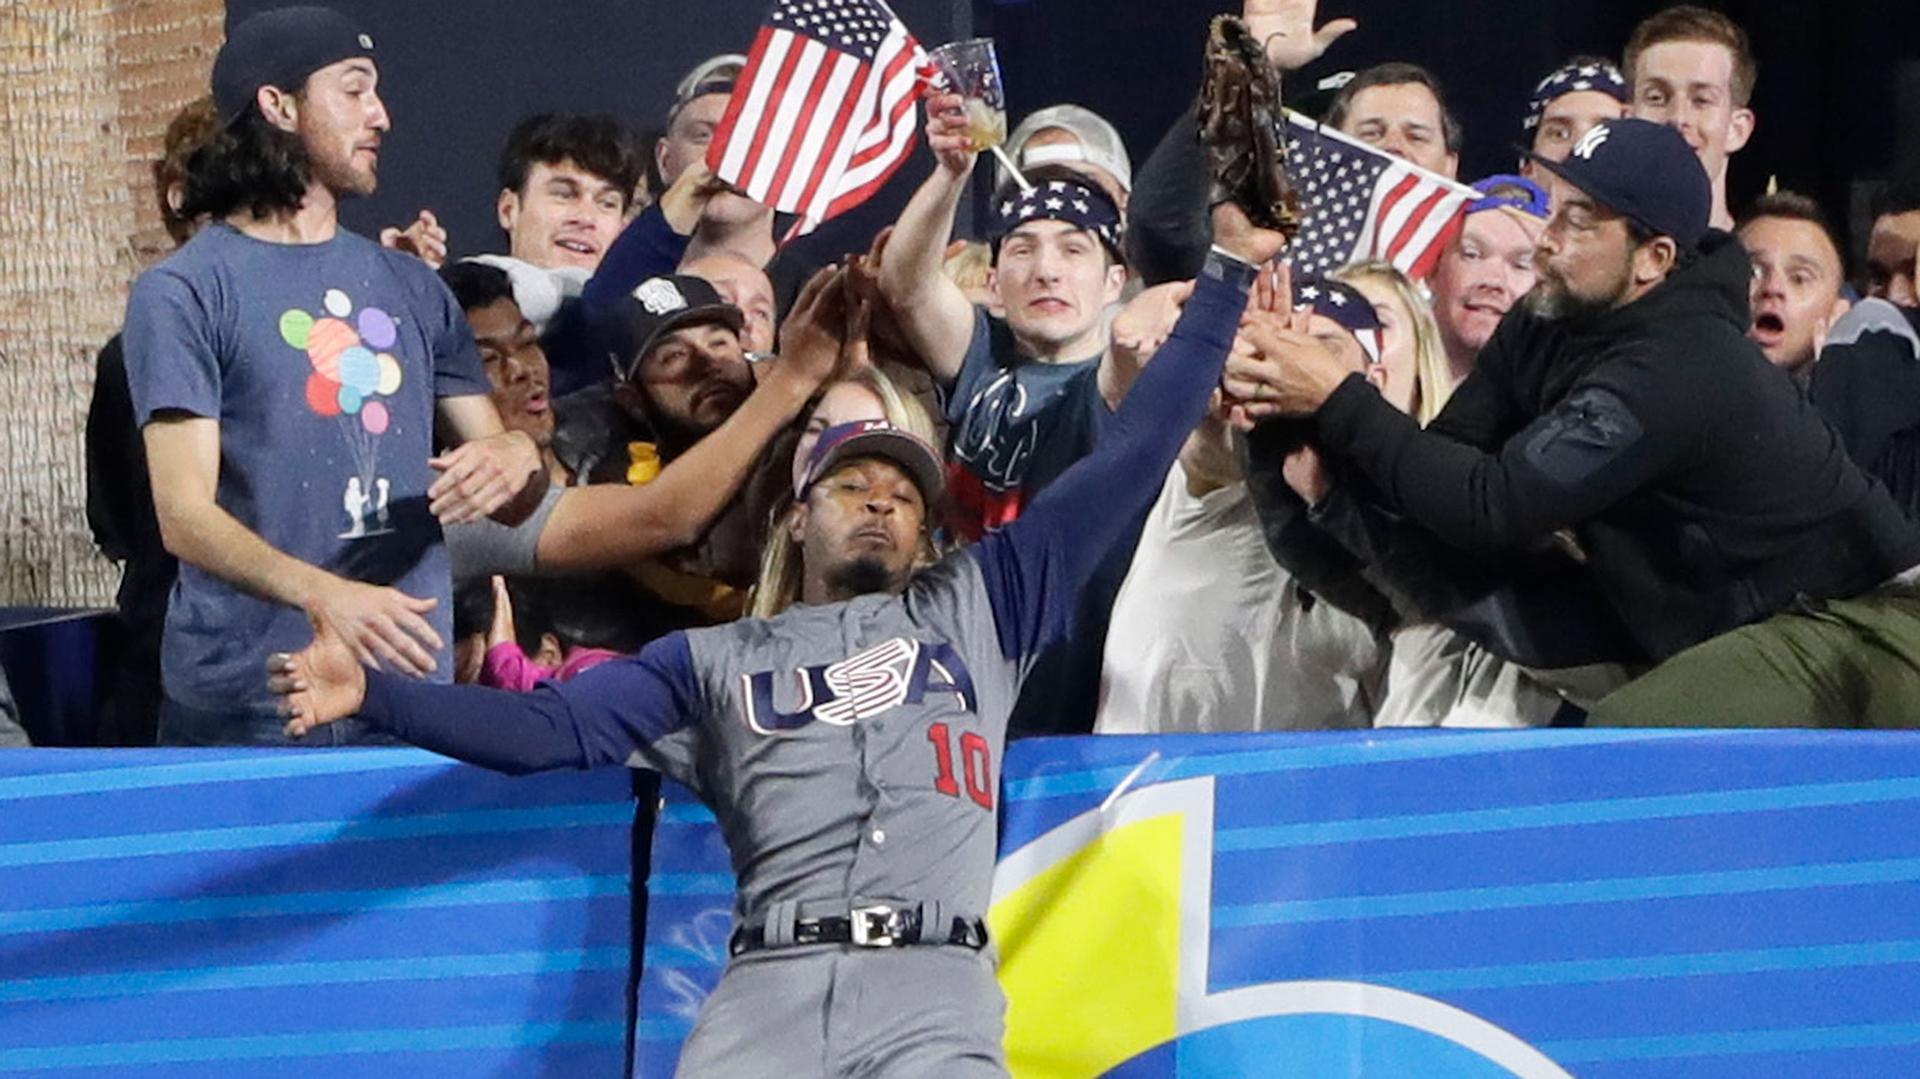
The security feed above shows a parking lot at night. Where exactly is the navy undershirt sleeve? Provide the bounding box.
[971,251,1255,660]
[581,205,689,311]
[546,207,692,398]
[357,631,703,774]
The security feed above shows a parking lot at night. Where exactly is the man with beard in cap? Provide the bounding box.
[1234,118,1920,727]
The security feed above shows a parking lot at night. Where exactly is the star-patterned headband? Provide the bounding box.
[1294,275,1383,365]
[988,178,1124,261]
[1523,60,1630,133]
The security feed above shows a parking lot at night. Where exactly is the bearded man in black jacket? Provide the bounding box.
[1232,118,1920,727]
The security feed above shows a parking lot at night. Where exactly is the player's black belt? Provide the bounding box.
[730,902,989,956]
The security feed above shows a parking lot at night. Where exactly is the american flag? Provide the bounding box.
[1282,109,1478,279]
[706,0,931,238]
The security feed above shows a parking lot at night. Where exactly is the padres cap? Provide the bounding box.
[1525,118,1712,250]
[618,275,745,382]
[212,6,376,127]
[799,420,946,504]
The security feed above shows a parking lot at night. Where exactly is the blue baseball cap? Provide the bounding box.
[1525,118,1711,250]
[1469,174,1551,220]
[212,6,376,127]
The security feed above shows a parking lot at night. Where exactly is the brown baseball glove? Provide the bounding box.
[1198,15,1301,239]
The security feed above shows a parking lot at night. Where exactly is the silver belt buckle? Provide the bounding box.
[849,904,902,947]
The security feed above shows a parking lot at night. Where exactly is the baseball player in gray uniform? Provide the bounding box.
[270,204,1285,1077]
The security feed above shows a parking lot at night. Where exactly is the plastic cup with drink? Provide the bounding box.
[928,37,1029,191]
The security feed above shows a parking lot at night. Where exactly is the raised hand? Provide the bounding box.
[300,576,442,677]
[1113,280,1197,367]
[269,610,369,738]
[924,92,977,176]
[1243,0,1358,73]
[1211,201,1291,267]
[774,264,853,385]
[379,210,449,268]
[659,160,731,235]
[1223,306,1357,421]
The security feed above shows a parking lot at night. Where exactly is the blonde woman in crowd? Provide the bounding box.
[1329,261,1568,728]
[750,366,943,620]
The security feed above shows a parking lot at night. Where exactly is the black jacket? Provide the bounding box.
[1810,299,1920,520]
[1310,232,1920,662]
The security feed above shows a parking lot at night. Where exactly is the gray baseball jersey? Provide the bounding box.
[355,253,1257,1077]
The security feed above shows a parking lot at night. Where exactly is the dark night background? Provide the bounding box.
[226,0,1920,273]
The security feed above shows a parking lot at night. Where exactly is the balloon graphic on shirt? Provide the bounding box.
[282,294,405,421]
[280,289,409,539]
[338,346,382,396]
[358,307,397,351]
[280,309,315,350]
[305,317,356,381]
[305,372,341,417]
[375,352,403,395]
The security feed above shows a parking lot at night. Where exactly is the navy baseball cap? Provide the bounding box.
[1525,118,1711,250]
[1522,59,1630,136]
[619,275,745,382]
[799,420,946,504]
[212,6,376,127]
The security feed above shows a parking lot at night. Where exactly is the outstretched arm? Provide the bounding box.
[534,267,853,569]
[271,624,704,776]
[971,207,1283,660]
[876,93,982,384]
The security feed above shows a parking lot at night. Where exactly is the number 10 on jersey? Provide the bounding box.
[927,722,994,809]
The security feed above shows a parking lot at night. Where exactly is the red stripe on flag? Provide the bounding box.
[763,50,841,207]
[824,130,916,217]
[1384,187,1452,262]
[706,27,775,176]
[847,75,920,168]
[789,58,874,220]
[1405,209,1467,280]
[733,36,809,196]
[844,41,917,163]
[1368,173,1421,259]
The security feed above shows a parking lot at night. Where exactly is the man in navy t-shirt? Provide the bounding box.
[879,94,1134,540]
[124,7,542,745]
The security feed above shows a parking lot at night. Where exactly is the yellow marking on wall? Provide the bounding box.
[990,812,1185,1079]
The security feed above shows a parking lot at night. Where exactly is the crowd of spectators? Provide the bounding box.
[52,0,1920,750]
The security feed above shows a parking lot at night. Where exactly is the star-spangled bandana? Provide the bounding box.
[1524,60,1630,133]
[988,177,1124,259]
[1294,274,1383,365]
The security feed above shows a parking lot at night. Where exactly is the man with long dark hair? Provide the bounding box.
[123,6,543,745]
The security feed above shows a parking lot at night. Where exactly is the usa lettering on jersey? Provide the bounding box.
[741,637,979,734]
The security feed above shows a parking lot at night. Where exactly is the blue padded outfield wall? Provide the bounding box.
[642,730,1920,1078]
[0,750,637,1077]
[11,734,1920,1077]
